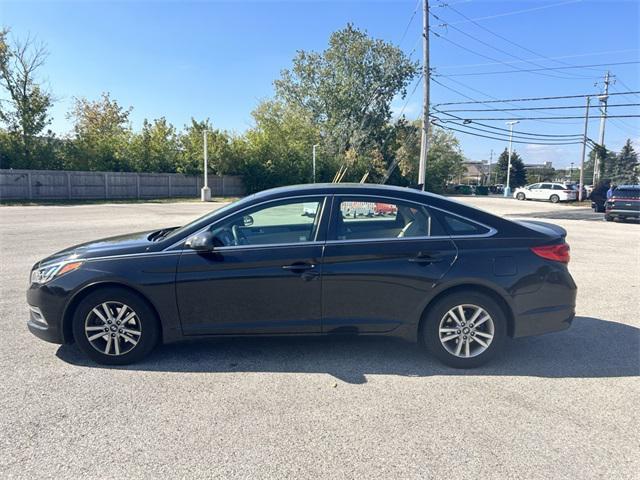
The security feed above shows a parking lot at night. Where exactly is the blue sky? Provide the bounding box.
[2,0,639,168]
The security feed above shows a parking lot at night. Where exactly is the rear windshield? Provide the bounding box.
[613,188,640,199]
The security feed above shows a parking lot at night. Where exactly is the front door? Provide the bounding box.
[321,195,457,334]
[176,196,327,335]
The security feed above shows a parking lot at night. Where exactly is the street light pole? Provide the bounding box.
[312,144,319,183]
[504,120,519,197]
[201,130,211,202]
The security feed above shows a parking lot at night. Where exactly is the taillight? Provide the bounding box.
[531,243,570,263]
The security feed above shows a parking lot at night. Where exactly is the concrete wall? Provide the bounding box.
[0,169,245,200]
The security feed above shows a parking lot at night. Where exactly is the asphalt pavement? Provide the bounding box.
[0,196,638,479]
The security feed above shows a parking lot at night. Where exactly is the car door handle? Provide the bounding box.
[282,263,316,271]
[408,253,443,264]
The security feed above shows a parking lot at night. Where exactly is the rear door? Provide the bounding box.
[321,195,457,334]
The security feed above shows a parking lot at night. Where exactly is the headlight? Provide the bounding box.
[31,261,83,284]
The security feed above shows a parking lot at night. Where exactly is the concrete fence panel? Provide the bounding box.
[0,169,245,201]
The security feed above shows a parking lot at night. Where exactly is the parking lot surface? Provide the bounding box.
[1,196,638,479]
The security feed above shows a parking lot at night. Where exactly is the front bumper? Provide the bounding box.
[26,283,69,344]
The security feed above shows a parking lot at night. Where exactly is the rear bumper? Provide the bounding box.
[512,305,575,337]
[511,266,577,338]
[606,208,640,218]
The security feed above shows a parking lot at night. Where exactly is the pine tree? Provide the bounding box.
[496,148,527,188]
[612,139,638,184]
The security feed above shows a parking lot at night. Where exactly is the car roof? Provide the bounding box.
[615,185,640,189]
[250,182,436,198]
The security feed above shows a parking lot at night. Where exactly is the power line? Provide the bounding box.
[435,114,640,121]
[399,0,422,45]
[444,0,583,26]
[442,103,640,112]
[432,75,585,125]
[432,121,585,145]
[430,10,585,80]
[433,109,584,137]
[430,30,591,80]
[436,49,640,70]
[444,3,601,76]
[435,119,584,142]
[434,90,640,106]
[433,61,640,77]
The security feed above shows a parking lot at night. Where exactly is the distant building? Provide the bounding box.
[460,160,490,185]
[524,161,554,182]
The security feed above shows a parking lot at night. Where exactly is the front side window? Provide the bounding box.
[330,197,445,240]
[529,183,541,189]
[540,184,552,190]
[210,198,323,247]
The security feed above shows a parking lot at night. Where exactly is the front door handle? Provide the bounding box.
[408,253,443,264]
[282,263,316,271]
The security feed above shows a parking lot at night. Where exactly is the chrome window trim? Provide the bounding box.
[164,194,329,251]
[327,193,497,242]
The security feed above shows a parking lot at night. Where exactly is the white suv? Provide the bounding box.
[513,183,577,203]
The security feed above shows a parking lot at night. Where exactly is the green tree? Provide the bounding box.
[496,148,527,188]
[66,93,133,171]
[274,24,418,162]
[611,139,638,184]
[174,119,236,175]
[130,117,179,172]
[0,29,54,169]
[238,100,322,192]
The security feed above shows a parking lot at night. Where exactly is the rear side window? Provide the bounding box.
[552,184,566,190]
[330,197,446,240]
[441,214,491,236]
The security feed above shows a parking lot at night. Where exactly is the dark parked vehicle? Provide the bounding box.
[27,184,577,368]
[605,185,640,222]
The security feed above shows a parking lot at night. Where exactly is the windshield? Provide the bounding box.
[162,195,256,241]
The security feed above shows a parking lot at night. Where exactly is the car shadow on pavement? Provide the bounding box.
[56,316,639,384]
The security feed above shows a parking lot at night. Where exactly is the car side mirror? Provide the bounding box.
[242,215,254,227]
[185,231,215,251]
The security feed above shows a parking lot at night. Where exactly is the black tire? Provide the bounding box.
[422,291,507,368]
[550,194,560,203]
[72,287,160,365]
[605,215,613,222]
[516,192,526,201]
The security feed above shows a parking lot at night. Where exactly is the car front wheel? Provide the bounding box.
[72,287,160,365]
[422,292,507,368]
[516,192,526,201]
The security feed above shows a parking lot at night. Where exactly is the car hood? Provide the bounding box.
[37,229,159,267]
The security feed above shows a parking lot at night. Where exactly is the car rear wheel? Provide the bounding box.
[422,292,507,368]
[72,287,160,365]
[550,194,560,203]
[516,192,526,201]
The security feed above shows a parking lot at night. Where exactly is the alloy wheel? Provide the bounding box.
[438,304,495,358]
[84,301,142,356]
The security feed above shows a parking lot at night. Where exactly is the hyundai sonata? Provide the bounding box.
[27,184,577,368]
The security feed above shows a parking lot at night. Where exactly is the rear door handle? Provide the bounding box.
[282,263,316,271]
[408,253,443,264]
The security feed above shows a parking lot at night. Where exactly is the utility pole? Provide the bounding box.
[201,130,211,201]
[312,144,319,183]
[579,96,591,202]
[504,121,519,197]
[418,0,430,190]
[593,71,614,184]
[489,149,494,185]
